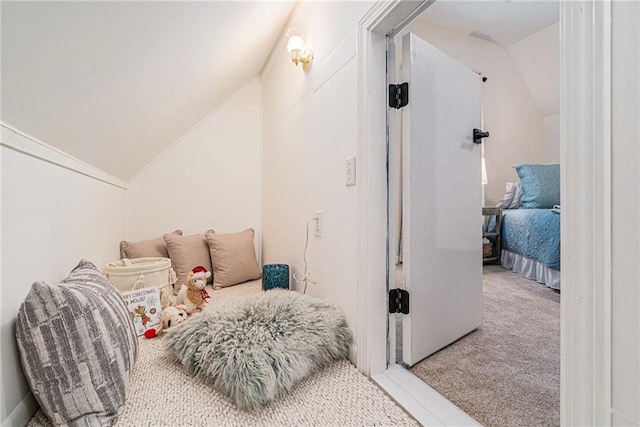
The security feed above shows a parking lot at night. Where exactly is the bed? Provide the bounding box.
[498,208,560,290]
[490,164,561,290]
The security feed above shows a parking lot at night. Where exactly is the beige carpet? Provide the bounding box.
[28,280,417,426]
[406,265,560,427]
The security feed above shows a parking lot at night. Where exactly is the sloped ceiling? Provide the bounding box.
[418,1,559,116]
[420,0,558,46]
[1,1,296,180]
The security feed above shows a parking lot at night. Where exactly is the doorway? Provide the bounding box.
[357,0,614,425]
[388,4,561,425]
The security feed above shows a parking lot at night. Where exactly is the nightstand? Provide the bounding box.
[482,207,502,264]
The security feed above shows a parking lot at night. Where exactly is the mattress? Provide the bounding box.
[498,209,560,271]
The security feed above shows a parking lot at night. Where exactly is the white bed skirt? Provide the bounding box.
[500,250,560,290]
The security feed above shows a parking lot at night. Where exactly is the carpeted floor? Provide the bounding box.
[28,280,418,427]
[406,265,560,427]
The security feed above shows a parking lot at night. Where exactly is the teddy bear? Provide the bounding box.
[175,266,212,314]
[143,304,189,339]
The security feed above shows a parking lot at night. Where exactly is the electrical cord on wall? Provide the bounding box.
[293,218,317,294]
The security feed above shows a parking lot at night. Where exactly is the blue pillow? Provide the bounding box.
[515,164,560,209]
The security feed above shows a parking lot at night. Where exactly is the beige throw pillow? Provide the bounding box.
[120,230,182,259]
[164,232,213,293]
[206,229,262,287]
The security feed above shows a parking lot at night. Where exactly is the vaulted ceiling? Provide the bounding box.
[1,1,296,180]
[420,0,558,46]
[419,0,559,116]
[2,0,560,181]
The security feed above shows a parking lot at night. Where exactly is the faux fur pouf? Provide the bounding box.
[164,289,352,411]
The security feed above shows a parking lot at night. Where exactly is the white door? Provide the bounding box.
[400,32,483,367]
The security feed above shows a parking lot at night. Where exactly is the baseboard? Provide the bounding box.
[2,393,38,427]
[611,409,638,426]
[372,364,479,426]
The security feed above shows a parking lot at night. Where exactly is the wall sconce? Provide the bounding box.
[286,28,313,71]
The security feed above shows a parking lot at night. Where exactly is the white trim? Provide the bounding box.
[0,124,128,190]
[356,0,396,376]
[1,392,38,427]
[560,0,612,425]
[357,0,615,425]
[372,365,480,426]
[612,410,637,426]
[356,0,481,424]
[356,0,426,377]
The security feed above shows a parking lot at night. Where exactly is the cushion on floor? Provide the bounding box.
[164,289,352,411]
[16,260,138,426]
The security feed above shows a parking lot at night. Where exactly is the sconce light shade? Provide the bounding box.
[286,29,313,71]
[482,157,488,184]
[286,35,306,53]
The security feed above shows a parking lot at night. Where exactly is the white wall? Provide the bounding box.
[0,128,127,426]
[127,78,262,256]
[402,20,550,206]
[543,113,560,163]
[611,1,640,424]
[1,2,294,181]
[0,77,263,425]
[508,23,559,117]
[261,1,373,363]
[509,23,560,167]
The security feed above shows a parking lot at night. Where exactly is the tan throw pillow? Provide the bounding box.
[164,232,213,293]
[206,228,262,287]
[120,230,182,259]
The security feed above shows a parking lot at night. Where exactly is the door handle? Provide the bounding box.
[473,129,489,144]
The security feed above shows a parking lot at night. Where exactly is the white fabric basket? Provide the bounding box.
[103,258,176,307]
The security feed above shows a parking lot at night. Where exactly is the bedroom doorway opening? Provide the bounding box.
[387,2,561,426]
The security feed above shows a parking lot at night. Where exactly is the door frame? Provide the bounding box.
[355,0,613,424]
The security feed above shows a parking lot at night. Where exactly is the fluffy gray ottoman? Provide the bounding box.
[164,289,352,411]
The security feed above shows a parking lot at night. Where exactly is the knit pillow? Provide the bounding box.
[15,260,138,426]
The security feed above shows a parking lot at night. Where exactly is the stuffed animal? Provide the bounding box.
[176,266,211,314]
[161,305,189,329]
[143,304,188,339]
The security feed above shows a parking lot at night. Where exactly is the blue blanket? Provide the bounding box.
[490,209,560,271]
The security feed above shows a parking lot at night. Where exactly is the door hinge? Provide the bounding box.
[388,82,409,109]
[388,288,410,314]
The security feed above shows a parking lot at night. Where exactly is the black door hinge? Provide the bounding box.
[388,82,409,109]
[473,128,490,144]
[388,288,410,314]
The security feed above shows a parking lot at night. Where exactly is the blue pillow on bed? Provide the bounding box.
[515,164,560,209]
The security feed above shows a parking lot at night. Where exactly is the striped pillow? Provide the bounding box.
[16,260,138,426]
